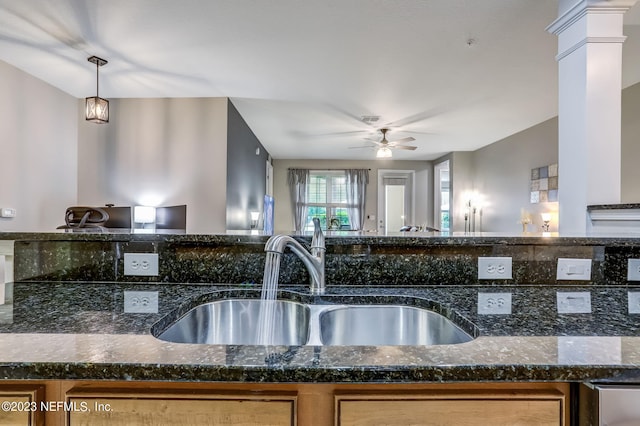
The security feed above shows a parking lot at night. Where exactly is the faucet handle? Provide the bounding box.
[311,217,325,251]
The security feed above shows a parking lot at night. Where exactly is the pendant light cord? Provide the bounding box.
[96,60,99,97]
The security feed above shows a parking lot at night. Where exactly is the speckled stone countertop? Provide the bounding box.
[587,203,640,210]
[3,281,640,384]
[4,230,640,245]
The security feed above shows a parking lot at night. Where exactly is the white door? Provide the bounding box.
[377,170,414,233]
[385,184,406,232]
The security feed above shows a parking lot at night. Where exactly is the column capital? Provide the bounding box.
[547,0,637,35]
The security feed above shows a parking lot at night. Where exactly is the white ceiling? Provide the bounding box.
[1,0,640,160]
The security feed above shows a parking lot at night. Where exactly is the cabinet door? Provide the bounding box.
[67,391,296,426]
[0,386,45,426]
[336,391,565,426]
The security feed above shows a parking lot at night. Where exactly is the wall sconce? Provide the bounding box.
[541,212,552,232]
[85,56,109,123]
[134,206,156,229]
[250,211,260,229]
[376,147,392,158]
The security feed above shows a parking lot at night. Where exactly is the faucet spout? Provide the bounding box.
[264,218,326,294]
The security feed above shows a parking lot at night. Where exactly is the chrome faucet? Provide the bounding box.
[264,217,325,294]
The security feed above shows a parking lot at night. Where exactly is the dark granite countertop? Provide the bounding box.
[588,203,640,210]
[4,230,640,246]
[3,282,640,384]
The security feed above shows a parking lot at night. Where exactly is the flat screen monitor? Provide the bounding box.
[102,206,132,228]
[155,205,187,230]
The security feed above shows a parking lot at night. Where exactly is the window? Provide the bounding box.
[304,171,351,231]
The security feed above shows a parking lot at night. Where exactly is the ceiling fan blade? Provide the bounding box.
[388,136,416,144]
[393,129,438,135]
[348,145,375,149]
[391,145,417,151]
[362,140,384,146]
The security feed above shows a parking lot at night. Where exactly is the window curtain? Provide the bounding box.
[287,168,310,232]
[345,169,369,230]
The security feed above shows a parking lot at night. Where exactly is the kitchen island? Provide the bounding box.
[2,231,640,424]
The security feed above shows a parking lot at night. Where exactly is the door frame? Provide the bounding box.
[433,160,450,232]
[377,169,415,233]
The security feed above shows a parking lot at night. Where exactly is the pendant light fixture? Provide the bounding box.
[85,55,109,123]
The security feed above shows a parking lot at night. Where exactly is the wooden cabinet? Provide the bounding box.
[66,389,296,426]
[0,385,44,426]
[335,388,567,426]
[0,381,569,426]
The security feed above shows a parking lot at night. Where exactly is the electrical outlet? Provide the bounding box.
[556,258,591,281]
[478,257,513,280]
[124,253,159,276]
[628,292,640,314]
[628,259,640,281]
[557,291,591,314]
[0,208,16,218]
[124,291,158,313]
[477,292,512,315]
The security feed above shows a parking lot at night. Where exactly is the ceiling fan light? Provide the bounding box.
[376,147,392,158]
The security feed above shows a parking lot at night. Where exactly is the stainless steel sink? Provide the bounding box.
[154,298,474,347]
[156,299,310,345]
[318,305,473,346]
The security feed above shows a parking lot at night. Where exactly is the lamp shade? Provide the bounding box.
[376,147,392,158]
[134,206,156,224]
[85,96,109,123]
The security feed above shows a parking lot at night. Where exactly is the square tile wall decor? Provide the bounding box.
[530,163,558,204]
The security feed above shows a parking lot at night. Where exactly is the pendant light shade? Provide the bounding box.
[85,56,109,123]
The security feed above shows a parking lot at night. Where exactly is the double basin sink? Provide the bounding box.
[153,296,475,347]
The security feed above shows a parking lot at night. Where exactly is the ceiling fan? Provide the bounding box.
[350,128,417,158]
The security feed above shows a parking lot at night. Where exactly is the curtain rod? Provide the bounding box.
[287,168,371,171]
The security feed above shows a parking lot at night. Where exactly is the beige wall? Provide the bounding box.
[467,81,640,233]
[472,118,558,233]
[77,97,228,233]
[449,152,475,233]
[272,159,432,233]
[622,82,640,202]
[0,60,78,231]
[5,56,640,235]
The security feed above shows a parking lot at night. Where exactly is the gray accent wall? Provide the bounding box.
[226,100,271,230]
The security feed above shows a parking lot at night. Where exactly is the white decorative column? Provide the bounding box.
[547,0,636,234]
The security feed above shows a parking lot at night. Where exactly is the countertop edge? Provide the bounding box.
[2,363,640,383]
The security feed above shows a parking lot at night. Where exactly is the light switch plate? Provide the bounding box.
[478,257,513,280]
[124,291,158,313]
[0,208,16,218]
[557,291,591,314]
[556,258,592,281]
[477,292,512,315]
[628,259,640,281]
